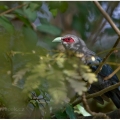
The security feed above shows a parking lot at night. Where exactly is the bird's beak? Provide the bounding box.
[52,37,62,42]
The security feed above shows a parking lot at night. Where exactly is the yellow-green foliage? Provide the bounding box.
[0,31,98,118]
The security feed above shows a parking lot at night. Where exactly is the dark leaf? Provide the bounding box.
[14,10,32,26]
[65,104,76,119]
[59,1,68,13]
[34,89,40,96]
[55,111,68,119]
[0,16,14,33]
[22,26,38,48]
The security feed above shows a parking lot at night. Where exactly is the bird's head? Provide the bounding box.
[52,34,96,64]
[52,34,87,52]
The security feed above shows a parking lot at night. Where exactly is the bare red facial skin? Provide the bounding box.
[62,37,74,43]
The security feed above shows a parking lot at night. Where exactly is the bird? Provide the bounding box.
[52,34,120,108]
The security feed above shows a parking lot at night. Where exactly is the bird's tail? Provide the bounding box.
[106,88,120,109]
[88,83,120,108]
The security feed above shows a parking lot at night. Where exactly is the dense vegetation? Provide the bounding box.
[0,1,120,118]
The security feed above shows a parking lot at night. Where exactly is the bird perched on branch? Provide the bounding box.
[52,34,120,108]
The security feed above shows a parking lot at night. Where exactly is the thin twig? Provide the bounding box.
[93,1,120,35]
[72,82,120,106]
[0,3,27,16]
[104,65,120,80]
[82,93,94,115]
[91,1,120,74]
[95,36,120,74]
[93,1,120,74]
[106,62,120,66]
[97,47,120,55]
[82,93,109,118]
[90,2,118,45]
[6,52,14,82]
[87,2,112,44]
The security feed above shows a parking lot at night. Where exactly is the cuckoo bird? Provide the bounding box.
[52,34,120,108]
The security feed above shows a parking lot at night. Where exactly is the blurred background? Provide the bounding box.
[0,1,120,118]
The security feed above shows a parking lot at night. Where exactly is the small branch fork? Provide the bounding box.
[82,93,109,118]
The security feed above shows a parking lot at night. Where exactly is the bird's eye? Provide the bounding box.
[62,37,74,43]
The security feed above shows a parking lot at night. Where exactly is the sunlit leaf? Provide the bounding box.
[80,65,97,83]
[50,9,58,17]
[56,57,65,68]
[12,68,29,86]
[23,74,41,93]
[67,78,87,95]
[75,104,91,116]
[49,87,68,104]
[82,72,97,83]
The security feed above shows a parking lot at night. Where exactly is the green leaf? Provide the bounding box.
[50,9,58,17]
[59,1,68,13]
[34,89,40,96]
[23,7,37,22]
[22,26,38,48]
[0,4,8,10]
[14,12,31,26]
[67,78,87,96]
[29,2,41,11]
[66,104,76,119]
[14,9,25,16]
[80,65,97,84]
[75,104,91,116]
[48,1,60,10]
[12,68,29,86]
[0,16,14,33]
[37,24,61,36]
[55,111,68,119]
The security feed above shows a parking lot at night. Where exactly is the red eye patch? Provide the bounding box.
[62,37,74,43]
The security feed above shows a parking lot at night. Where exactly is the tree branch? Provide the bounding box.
[93,1,120,74]
[82,93,94,115]
[72,82,120,106]
[90,1,119,45]
[93,1,120,35]
[97,47,120,56]
[106,62,120,66]
[81,93,109,118]
[79,109,120,119]
[104,65,120,80]
[0,3,27,16]
[95,36,120,74]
